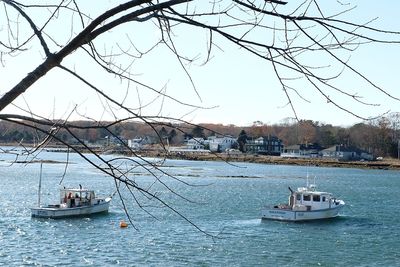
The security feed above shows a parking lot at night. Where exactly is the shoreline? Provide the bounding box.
[2,143,399,170]
[135,150,400,170]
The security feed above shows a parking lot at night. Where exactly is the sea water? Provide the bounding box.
[0,149,399,266]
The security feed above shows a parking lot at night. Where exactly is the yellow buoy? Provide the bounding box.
[119,220,128,228]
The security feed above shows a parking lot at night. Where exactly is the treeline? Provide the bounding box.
[200,114,400,157]
[1,113,399,157]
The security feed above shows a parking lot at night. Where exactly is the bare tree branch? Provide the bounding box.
[1,0,400,233]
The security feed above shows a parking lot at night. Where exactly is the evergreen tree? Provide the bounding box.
[191,126,205,139]
[237,130,248,152]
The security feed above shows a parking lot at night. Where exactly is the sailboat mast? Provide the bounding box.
[38,163,43,207]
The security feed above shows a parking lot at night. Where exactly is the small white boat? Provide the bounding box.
[31,187,112,218]
[261,184,345,221]
[31,164,111,218]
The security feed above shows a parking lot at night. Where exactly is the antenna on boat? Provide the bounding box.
[306,169,309,187]
[38,162,43,207]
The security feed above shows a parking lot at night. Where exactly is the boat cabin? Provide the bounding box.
[289,185,335,211]
[263,183,345,221]
[60,188,96,208]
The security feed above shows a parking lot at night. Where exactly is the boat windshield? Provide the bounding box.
[60,189,95,201]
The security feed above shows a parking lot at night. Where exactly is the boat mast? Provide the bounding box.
[38,163,43,207]
[306,169,309,187]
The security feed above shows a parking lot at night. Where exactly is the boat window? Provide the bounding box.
[313,195,320,202]
[322,196,326,202]
[303,195,311,201]
[296,194,301,201]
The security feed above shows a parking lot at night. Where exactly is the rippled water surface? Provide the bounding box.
[0,149,399,266]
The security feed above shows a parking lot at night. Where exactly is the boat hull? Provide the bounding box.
[31,197,111,219]
[261,204,345,221]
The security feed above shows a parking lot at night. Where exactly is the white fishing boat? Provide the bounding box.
[31,187,112,218]
[31,164,112,218]
[261,183,345,221]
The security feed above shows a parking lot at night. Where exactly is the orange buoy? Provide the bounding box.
[119,220,128,228]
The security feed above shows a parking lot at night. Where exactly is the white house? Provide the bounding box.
[127,137,152,150]
[208,136,237,152]
[186,137,206,150]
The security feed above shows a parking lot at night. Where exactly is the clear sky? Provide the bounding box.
[1,1,399,127]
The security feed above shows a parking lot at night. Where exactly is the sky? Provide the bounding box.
[1,1,400,127]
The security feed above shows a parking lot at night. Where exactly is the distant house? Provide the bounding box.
[321,145,374,161]
[100,135,125,147]
[245,136,283,155]
[281,143,322,158]
[208,136,237,152]
[186,137,206,150]
[127,136,152,150]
